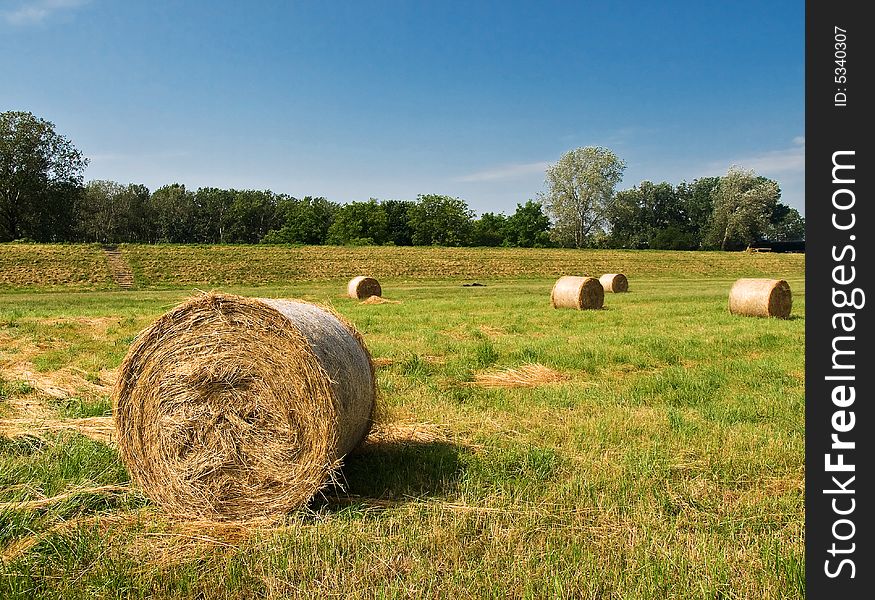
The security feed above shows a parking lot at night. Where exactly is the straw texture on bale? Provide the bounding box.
[728,278,792,318]
[550,276,604,310]
[599,273,629,293]
[112,292,376,521]
[347,276,382,299]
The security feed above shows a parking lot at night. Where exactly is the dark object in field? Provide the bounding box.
[347,276,382,299]
[599,273,629,293]
[461,282,486,287]
[728,278,792,318]
[550,276,604,310]
[112,292,376,521]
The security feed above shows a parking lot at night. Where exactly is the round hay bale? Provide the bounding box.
[347,276,381,300]
[550,276,604,310]
[728,278,792,318]
[599,273,629,293]
[112,292,376,521]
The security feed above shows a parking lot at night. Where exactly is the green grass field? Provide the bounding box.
[0,245,804,599]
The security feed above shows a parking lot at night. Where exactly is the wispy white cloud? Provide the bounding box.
[455,161,549,183]
[708,139,805,176]
[2,0,89,26]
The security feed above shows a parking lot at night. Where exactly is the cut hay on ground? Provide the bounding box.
[347,276,382,299]
[357,422,450,449]
[728,278,792,318]
[360,295,400,305]
[112,292,376,521]
[550,276,604,310]
[0,416,116,445]
[472,363,569,388]
[599,273,628,293]
[0,484,133,511]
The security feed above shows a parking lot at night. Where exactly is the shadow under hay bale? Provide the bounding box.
[347,276,382,299]
[326,439,466,504]
[550,276,604,310]
[112,292,376,521]
[599,273,628,293]
[728,278,792,318]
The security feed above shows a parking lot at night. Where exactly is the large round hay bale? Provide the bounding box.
[550,276,604,310]
[112,292,376,521]
[728,278,792,318]
[347,276,382,299]
[599,273,628,293]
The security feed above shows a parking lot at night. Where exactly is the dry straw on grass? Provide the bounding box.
[361,295,400,305]
[728,278,792,318]
[347,276,382,299]
[112,292,376,521]
[599,273,628,293]
[472,363,568,388]
[550,276,604,310]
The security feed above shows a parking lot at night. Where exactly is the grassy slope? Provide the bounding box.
[2,243,804,290]
[0,244,115,291]
[0,250,804,599]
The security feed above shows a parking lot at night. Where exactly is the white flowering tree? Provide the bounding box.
[707,166,780,250]
[541,146,625,248]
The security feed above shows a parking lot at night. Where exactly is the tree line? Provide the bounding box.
[2,111,804,249]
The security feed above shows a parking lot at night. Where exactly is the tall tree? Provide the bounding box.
[707,167,780,250]
[503,200,551,247]
[408,194,473,246]
[149,184,195,243]
[606,181,692,249]
[541,146,625,248]
[0,111,88,241]
[676,176,720,248]
[262,196,338,244]
[326,199,388,245]
[381,199,414,245]
[766,204,805,241]
[75,180,150,243]
[469,212,507,246]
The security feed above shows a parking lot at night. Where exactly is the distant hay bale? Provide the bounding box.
[347,276,382,299]
[728,278,792,318]
[599,273,628,293]
[112,292,376,521]
[550,276,604,310]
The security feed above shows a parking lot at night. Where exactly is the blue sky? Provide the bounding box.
[1,0,804,214]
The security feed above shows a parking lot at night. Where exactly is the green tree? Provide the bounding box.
[1,111,88,241]
[326,199,388,245]
[192,187,236,243]
[766,204,805,241]
[75,180,150,243]
[262,196,339,244]
[606,181,691,249]
[469,212,507,246]
[149,184,196,243]
[408,194,473,246]
[381,199,414,245]
[676,176,720,248]
[706,167,780,250]
[225,190,279,243]
[503,200,551,247]
[541,146,626,248]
